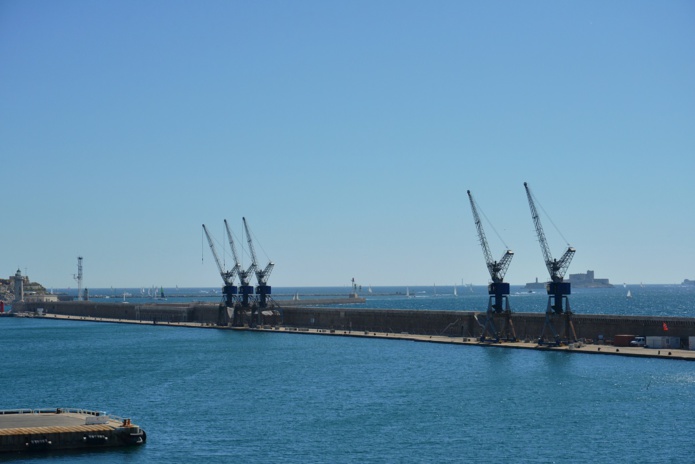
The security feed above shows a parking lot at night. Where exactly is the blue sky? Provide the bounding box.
[1,0,694,288]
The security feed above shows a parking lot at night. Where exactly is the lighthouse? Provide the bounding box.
[13,269,24,303]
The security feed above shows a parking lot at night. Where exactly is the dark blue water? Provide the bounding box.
[2,313,695,463]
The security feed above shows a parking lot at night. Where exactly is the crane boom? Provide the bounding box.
[496,250,514,282]
[523,182,575,282]
[243,217,258,269]
[202,224,233,285]
[243,217,274,285]
[225,219,253,286]
[467,190,513,283]
[223,219,243,280]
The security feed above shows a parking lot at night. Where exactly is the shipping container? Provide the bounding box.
[613,334,637,347]
[645,336,681,349]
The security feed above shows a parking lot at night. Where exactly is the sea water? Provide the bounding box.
[1,309,695,463]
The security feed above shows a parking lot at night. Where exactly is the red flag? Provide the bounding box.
[663,322,669,331]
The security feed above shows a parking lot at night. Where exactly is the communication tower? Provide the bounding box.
[74,257,84,301]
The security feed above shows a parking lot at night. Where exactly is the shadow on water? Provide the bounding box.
[0,445,144,463]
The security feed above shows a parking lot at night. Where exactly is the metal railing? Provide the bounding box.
[0,407,124,422]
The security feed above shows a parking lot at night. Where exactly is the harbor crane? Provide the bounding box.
[243,217,274,314]
[467,190,516,342]
[224,219,255,325]
[202,224,238,325]
[523,182,577,344]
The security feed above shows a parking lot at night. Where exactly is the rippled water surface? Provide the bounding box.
[2,316,694,463]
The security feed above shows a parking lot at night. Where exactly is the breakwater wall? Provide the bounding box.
[282,307,695,343]
[15,301,219,324]
[14,301,695,343]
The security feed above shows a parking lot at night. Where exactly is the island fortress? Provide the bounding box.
[568,270,613,288]
[526,270,613,289]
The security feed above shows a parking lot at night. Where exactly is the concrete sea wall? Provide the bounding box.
[14,301,695,344]
[282,307,695,343]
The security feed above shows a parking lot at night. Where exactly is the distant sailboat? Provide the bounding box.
[406,287,411,298]
[453,285,458,297]
[368,285,372,294]
[627,290,633,299]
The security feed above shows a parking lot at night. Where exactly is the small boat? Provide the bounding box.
[627,290,632,299]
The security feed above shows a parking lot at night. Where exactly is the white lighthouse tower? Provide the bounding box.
[13,269,24,303]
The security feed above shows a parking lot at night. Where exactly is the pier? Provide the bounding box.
[10,301,695,361]
[0,408,146,453]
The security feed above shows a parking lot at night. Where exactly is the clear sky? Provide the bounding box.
[1,0,694,289]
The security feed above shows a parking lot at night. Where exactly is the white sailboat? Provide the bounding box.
[406,287,410,298]
[627,290,633,299]
[453,285,458,297]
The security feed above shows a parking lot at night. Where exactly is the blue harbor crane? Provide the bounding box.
[202,224,238,325]
[467,190,516,342]
[523,182,577,345]
[243,217,274,323]
[224,219,255,326]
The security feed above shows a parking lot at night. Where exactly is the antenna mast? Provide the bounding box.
[74,257,84,301]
